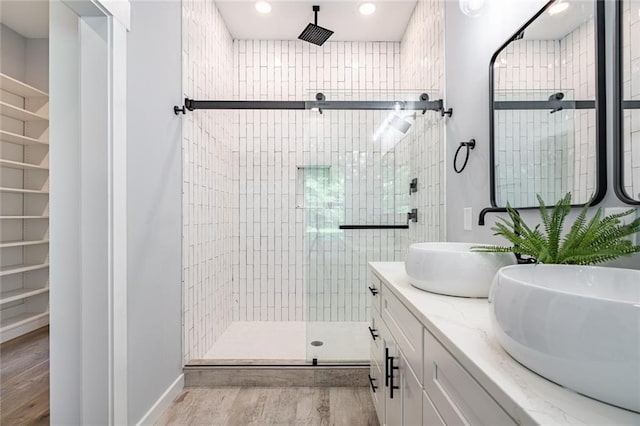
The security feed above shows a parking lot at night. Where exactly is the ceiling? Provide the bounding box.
[215,0,418,42]
[522,0,594,41]
[0,1,49,39]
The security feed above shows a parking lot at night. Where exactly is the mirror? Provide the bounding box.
[615,0,640,204]
[489,0,606,208]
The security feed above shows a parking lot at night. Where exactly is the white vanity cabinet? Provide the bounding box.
[369,270,515,426]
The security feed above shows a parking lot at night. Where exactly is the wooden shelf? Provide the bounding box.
[0,216,49,220]
[0,130,48,146]
[0,159,48,171]
[0,73,48,98]
[0,263,49,277]
[0,187,49,195]
[0,312,48,333]
[0,101,48,122]
[0,288,48,305]
[0,240,49,249]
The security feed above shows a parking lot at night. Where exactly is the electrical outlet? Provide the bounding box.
[463,207,472,231]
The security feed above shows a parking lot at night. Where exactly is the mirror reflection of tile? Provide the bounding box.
[494,10,597,207]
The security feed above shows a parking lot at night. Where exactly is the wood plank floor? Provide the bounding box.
[155,387,379,426]
[0,326,50,425]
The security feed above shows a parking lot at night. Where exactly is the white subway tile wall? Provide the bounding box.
[622,1,640,199]
[182,0,236,362]
[494,18,597,206]
[398,0,446,244]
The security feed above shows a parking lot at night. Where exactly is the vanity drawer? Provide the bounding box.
[369,307,383,359]
[423,329,515,426]
[369,346,384,423]
[368,272,382,314]
[381,288,423,382]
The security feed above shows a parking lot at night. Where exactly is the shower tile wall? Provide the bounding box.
[398,0,446,245]
[231,41,403,322]
[622,1,640,199]
[182,0,236,362]
[494,19,596,206]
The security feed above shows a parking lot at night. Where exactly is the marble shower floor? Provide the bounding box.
[203,321,369,363]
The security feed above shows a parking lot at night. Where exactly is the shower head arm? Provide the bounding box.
[313,5,319,25]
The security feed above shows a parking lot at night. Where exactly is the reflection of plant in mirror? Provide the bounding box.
[473,193,640,265]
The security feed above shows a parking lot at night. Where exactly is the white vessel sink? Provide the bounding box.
[405,242,516,297]
[490,264,640,413]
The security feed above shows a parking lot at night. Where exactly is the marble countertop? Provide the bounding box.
[369,261,640,426]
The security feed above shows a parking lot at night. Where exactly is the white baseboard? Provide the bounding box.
[136,373,184,426]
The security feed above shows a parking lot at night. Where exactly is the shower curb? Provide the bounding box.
[183,365,369,387]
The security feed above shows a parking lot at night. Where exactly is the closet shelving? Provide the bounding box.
[0,72,50,343]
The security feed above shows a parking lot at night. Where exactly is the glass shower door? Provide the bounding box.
[302,93,416,364]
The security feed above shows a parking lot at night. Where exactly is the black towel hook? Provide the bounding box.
[453,139,476,173]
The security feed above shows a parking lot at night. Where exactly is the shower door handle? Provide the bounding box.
[368,326,379,341]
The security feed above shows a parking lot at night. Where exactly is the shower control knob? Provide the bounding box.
[419,93,429,101]
[315,92,326,101]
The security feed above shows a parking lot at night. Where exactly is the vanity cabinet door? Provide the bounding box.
[381,322,401,426]
[423,329,515,426]
[400,352,423,426]
[423,391,445,426]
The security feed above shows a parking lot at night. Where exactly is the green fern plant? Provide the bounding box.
[473,193,640,265]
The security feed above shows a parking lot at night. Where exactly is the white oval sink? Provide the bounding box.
[405,242,516,297]
[490,264,640,412]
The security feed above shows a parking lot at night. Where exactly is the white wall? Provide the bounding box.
[444,0,640,268]
[126,1,183,423]
[0,24,26,80]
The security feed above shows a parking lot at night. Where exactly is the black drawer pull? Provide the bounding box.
[368,374,378,393]
[368,326,379,341]
[368,286,379,296]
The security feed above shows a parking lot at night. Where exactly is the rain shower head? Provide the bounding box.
[389,115,412,134]
[298,5,334,46]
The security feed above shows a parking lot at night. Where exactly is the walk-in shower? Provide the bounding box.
[178,91,444,365]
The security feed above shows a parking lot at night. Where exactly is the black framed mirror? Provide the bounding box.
[614,0,640,205]
[488,0,606,209]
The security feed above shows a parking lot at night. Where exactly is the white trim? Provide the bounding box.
[135,374,184,426]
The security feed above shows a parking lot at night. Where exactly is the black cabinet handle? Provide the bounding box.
[385,347,390,387]
[368,326,379,341]
[368,374,378,393]
[368,286,379,296]
[389,355,400,399]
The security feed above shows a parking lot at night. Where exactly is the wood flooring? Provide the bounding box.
[155,387,379,426]
[0,326,50,425]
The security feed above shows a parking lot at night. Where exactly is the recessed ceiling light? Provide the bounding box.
[548,1,570,16]
[459,0,485,17]
[359,2,376,15]
[255,1,272,14]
